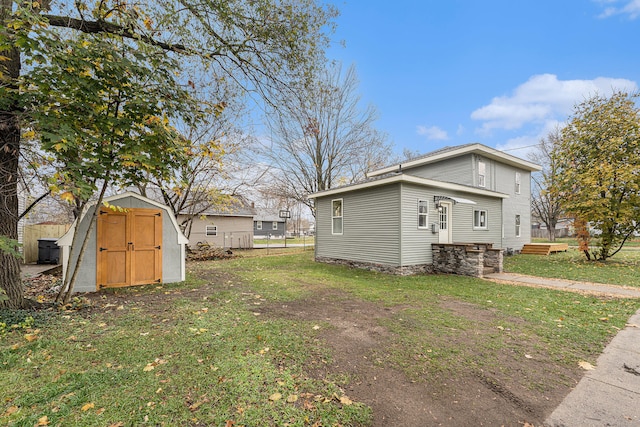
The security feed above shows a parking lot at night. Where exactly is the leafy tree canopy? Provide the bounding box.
[553,90,640,260]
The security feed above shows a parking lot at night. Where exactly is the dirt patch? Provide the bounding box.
[258,288,580,427]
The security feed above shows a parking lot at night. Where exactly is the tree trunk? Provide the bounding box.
[0,0,25,308]
[547,226,556,242]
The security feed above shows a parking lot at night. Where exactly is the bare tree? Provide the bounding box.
[529,127,564,242]
[264,63,391,214]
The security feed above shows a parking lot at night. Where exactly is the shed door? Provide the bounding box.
[438,202,452,244]
[97,208,162,289]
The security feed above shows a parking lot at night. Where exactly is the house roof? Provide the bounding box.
[57,192,188,246]
[367,143,542,178]
[307,173,509,200]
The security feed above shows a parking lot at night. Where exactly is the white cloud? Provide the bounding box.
[416,125,449,140]
[495,120,563,160]
[471,74,637,133]
[595,0,640,19]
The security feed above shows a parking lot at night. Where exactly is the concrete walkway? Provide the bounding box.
[484,272,640,426]
[485,272,640,298]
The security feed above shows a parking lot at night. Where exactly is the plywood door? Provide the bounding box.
[130,209,162,286]
[97,208,162,289]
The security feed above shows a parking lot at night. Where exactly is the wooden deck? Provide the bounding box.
[520,243,569,255]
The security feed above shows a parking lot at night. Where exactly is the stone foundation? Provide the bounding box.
[431,243,503,278]
[315,256,434,276]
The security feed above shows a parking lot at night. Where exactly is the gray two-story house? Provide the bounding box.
[308,143,540,275]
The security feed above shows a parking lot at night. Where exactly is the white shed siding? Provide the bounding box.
[316,184,401,266]
[404,155,474,186]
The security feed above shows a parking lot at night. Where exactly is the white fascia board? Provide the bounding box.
[367,143,542,177]
[307,174,509,200]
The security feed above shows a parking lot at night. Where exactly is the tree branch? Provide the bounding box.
[43,14,194,55]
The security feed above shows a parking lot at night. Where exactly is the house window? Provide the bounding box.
[515,214,521,237]
[332,199,343,235]
[478,160,486,187]
[256,221,262,230]
[206,225,217,236]
[515,172,521,194]
[272,221,278,230]
[473,210,488,230]
[417,200,429,228]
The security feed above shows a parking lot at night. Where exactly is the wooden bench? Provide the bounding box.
[520,243,569,255]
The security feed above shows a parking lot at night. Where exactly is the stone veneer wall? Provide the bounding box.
[315,256,434,276]
[431,243,503,278]
[315,243,502,278]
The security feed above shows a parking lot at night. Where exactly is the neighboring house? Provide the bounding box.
[180,202,255,249]
[308,143,541,275]
[57,192,188,293]
[253,216,286,239]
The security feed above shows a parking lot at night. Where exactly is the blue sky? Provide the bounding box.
[325,0,640,158]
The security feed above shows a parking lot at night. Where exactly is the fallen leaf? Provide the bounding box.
[312,325,320,330]
[269,393,282,402]
[108,423,124,427]
[96,407,105,415]
[37,415,49,426]
[339,395,353,405]
[287,394,298,403]
[4,406,19,416]
[143,364,155,372]
[579,361,595,370]
[24,333,38,342]
[225,420,235,427]
[81,403,95,411]
[525,354,533,359]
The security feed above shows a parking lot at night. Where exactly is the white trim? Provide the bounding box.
[417,199,429,229]
[256,221,262,230]
[367,143,542,177]
[308,174,509,200]
[331,198,343,235]
[473,209,488,230]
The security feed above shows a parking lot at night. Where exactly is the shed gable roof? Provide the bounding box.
[58,192,188,246]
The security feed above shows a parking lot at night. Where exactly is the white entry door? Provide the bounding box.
[438,202,452,243]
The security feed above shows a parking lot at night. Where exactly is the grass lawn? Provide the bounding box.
[253,237,315,245]
[505,248,640,287]
[2,251,639,426]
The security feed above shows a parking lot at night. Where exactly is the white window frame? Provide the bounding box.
[515,214,521,237]
[418,200,429,229]
[205,225,218,236]
[473,209,488,230]
[256,221,262,230]
[332,199,343,235]
[478,160,486,188]
[272,221,278,230]
[515,172,521,194]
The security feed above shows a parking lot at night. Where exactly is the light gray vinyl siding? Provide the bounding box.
[449,193,503,247]
[399,184,439,265]
[494,164,531,250]
[316,184,401,266]
[403,154,474,186]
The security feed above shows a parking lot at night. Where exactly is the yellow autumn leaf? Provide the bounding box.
[269,393,282,402]
[37,415,49,426]
[81,403,95,411]
[4,405,19,416]
[339,395,353,405]
[579,361,595,370]
[143,363,155,372]
[24,333,38,342]
[286,395,298,403]
[60,192,75,203]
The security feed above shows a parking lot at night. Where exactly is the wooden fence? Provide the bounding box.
[22,224,71,264]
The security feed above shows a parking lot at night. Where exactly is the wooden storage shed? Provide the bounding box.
[57,192,188,293]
